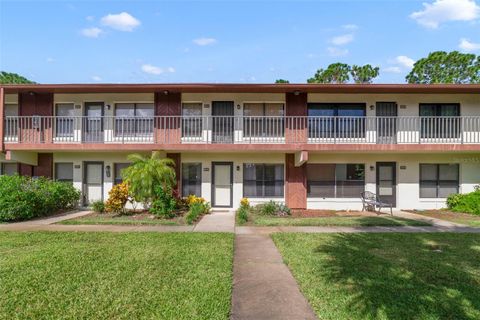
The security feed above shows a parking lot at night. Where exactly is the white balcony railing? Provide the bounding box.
[3,116,480,145]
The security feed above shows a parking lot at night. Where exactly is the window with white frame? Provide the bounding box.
[55,163,73,182]
[307,164,365,198]
[114,103,154,136]
[420,164,459,198]
[182,103,203,138]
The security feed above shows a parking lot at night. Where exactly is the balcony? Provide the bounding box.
[3,116,480,146]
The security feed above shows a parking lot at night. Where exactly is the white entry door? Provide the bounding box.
[212,162,233,207]
[84,162,103,205]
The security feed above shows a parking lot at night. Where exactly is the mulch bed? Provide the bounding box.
[290,209,379,218]
[405,209,480,221]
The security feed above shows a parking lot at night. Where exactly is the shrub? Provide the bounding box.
[237,206,249,224]
[255,200,291,216]
[91,200,105,214]
[105,182,129,214]
[150,185,177,218]
[0,175,80,222]
[185,201,210,225]
[186,194,206,207]
[446,188,480,215]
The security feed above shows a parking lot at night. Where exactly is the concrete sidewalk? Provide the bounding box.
[231,234,317,320]
[194,210,235,232]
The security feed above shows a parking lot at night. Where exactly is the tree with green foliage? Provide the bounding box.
[275,79,290,83]
[307,63,351,84]
[121,151,176,208]
[350,64,380,84]
[406,51,480,84]
[0,71,35,84]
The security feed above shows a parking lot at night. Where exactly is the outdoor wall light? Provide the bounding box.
[370,165,375,171]
[163,90,169,95]
[105,165,111,178]
[236,165,241,171]
[370,105,375,110]
[293,90,300,96]
[28,91,35,96]
[106,104,111,110]
[237,104,241,110]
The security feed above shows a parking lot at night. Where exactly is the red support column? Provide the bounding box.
[285,92,307,144]
[0,87,4,153]
[167,153,181,197]
[285,153,307,210]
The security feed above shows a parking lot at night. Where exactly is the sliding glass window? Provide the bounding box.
[307,164,365,198]
[55,163,73,183]
[420,164,459,198]
[55,104,75,138]
[182,103,203,138]
[114,103,154,136]
[419,103,460,139]
[243,163,284,197]
[243,103,284,138]
[308,103,366,139]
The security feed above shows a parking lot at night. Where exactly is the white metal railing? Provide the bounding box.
[3,116,480,144]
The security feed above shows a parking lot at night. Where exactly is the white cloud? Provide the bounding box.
[101,12,140,31]
[86,15,94,21]
[384,66,402,73]
[330,34,354,45]
[327,47,349,57]
[193,37,217,46]
[342,24,358,30]
[410,0,480,28]
[81,27,103,38]
[91,75,102,81]
[141,64,175,75]
[459,38,480,52]
[46,57,55,63]
[394,55,415,68]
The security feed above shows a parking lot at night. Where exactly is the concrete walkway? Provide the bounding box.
[194,210,235,232]
[231,234,317,320]
[396,210,467,227]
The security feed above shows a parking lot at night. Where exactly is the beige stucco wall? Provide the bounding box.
[26,151,478,211]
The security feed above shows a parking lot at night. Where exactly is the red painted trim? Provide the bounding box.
[2,83,480,94]
[285,154,307,209]
[5,143,480,153]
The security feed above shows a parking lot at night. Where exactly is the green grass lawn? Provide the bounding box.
[409,210,480,228]
[273,233,480,320]
[0,232,233,319]
[251,215,430,227]
[58,213,184,226]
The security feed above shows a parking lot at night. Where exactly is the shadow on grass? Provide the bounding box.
[255,216,429,227]
[318,233,480,319]
[274,233,480,319]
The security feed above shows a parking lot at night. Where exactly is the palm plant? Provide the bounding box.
[121,151,176,208]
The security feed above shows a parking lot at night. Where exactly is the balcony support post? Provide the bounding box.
[0,87,4,153]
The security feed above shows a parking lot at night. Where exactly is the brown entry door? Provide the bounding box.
[376,162,396,207]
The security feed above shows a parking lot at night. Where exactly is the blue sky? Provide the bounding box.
[1,0,479,84]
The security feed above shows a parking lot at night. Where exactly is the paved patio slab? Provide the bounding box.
[231,234,317,320]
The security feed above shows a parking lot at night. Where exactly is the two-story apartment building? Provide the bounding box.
[1,83,479,210]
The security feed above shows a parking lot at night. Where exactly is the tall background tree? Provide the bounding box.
[275,79,290,83]
[307,63,351,83]
[307,63,380,84]
[0,71,35,84]
[350,64,380,84]
[406,51,480,84]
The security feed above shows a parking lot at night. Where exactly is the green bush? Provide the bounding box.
[237,206,249,224]
[255,200,291,216]
[91,200,106,214]
[446,188,480,215]
[150,185,177,218]
[185,202,210,225]
[0,175,80,222]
